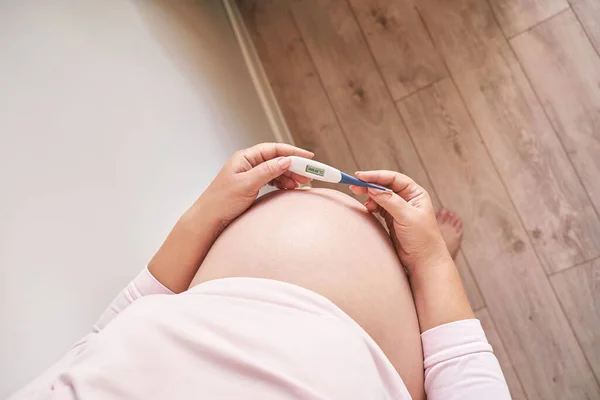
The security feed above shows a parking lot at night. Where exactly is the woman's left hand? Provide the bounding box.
[150,143,313,293]
[198,142,314,230]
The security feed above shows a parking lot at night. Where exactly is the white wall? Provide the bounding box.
[0,0,273,396]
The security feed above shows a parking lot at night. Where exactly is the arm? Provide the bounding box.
[147,199,224,294]
[407,256,474,332]
[148,143,313,293]
[421,319,511,399]
[350,170,473,331]
[350,171,510,399]
[10,143,314,399]
[9,267,173,399]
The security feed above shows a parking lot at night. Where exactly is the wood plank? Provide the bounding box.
[511,9,600,218]
[569,0,600,52]
[550,259,600,381]
[476,308,528,400]
[416,0,600,274]
[288,0,480,314]
[398,77,600,399]
[455,251,485,310]
[289,0,438,204]
[236,0,358,193]
[347,0,446,100]
[290,0,481,306]
[488,0,568,38]
[290,0,485,303]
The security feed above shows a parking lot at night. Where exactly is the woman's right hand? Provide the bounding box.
[349,170,451,274]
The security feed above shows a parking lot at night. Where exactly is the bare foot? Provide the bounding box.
[436,208,463,259]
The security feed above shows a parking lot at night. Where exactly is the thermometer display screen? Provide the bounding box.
[305,165,325,177]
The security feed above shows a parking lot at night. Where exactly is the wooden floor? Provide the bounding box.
[237,0,600,398]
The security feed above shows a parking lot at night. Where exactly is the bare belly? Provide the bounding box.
[190,188,424,400]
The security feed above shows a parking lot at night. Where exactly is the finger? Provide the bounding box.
[368,198,381,213]
[243,156,292,191]
[355,170,425,203]
[277,175,299,190]
[273,180,285,190]
[376,207,395,235]
[367,187,410,221]
[349,185,368,195]
[364,198,379,213]
[284,171,312,184]
[243,143,314,167]
[382,210,395,234]
[366,197,381,213]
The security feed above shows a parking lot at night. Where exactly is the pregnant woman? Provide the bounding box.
[12,143,510,399]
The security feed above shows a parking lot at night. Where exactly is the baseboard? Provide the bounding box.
[222,0,295,146]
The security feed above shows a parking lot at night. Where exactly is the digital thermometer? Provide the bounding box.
[288,156,390,191]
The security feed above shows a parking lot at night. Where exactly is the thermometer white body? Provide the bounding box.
[289,157,342,183]
[287,156,389,191]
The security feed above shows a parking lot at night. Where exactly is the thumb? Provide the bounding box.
[244,156,291,190]
[367,188,410,221]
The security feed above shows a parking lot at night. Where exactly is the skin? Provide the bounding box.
[148,142,314,293]
[349,171,474,332]
[189,187,425,398]
[148,142,474,398]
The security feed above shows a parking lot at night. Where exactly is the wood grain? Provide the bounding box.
[289,0,437,202]
[511,9,600,217]
[488,0,568,38]
[347,0,446,100]
[455,251,485,310]
[416,0,600,274]
[550,259,600,381]
[398,78,600,399]
[236,0,358,193]
[248,0,481,307]
[569,0,600,52]
[476,308,528,400]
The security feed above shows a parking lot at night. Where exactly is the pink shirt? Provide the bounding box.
[11,268,511,399]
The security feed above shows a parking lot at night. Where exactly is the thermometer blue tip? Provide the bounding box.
[339,172,390,191]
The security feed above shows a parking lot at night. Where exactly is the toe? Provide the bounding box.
[437,208,448,223]
[439,208,464,232]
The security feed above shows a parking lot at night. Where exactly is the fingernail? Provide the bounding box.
[355,171,362,175]
[369,187,392,199]
[278,157,291,168]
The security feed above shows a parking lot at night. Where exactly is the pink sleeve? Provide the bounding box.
[69,266,174,351]
[8,267,173,400]
[422,319,512,400]
[91,266,174,333]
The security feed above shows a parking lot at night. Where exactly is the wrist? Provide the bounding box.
[182,194,227,237]
[407,255,455,280]
[404,240,453,277]
[407,256,475,332]
[148,195,225,293]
